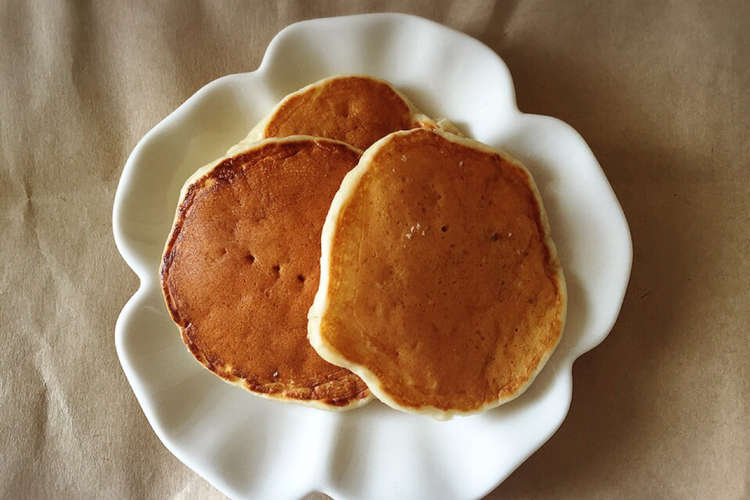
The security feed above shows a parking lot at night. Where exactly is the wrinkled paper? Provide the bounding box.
[1,1,747,498]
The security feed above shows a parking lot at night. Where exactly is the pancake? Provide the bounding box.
[227,75,438,154]
[161,137,371,409]
[308,128,566,418]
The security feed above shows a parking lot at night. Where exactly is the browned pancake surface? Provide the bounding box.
[162,139,369,407]
[315,129,565,413]
[263,76,421,150]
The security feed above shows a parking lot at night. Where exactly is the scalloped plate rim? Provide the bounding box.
[113,12,632,500]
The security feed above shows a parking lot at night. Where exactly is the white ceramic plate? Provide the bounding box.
[113,13,631,500]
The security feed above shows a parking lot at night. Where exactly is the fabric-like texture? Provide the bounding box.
[1,1,747,498]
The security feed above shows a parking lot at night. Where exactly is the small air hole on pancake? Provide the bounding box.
[441,225,448,232]
[297,274,305,283]
[491,232,500,241]
[246,253,255,263]
[272,264,281,273]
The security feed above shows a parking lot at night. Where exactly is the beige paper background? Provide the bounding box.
[1,1,748,498]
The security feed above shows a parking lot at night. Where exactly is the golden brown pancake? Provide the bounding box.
[227,75,437,154]
[308,128,566,418]
[161,137,371,409]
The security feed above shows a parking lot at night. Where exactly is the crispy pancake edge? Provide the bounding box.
[226,74,444,157]
[161,135,373,411]
[308,128,567,419]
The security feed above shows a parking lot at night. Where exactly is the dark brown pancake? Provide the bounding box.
[309,129,566,417]
[258,75,434,151]
[162,137,370,408]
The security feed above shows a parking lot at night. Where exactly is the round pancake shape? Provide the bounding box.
[162,137,371,409]
[308,128,566,418]
[227,75,437,154]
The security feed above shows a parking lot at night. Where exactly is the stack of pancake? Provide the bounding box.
[161,75,566,419]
